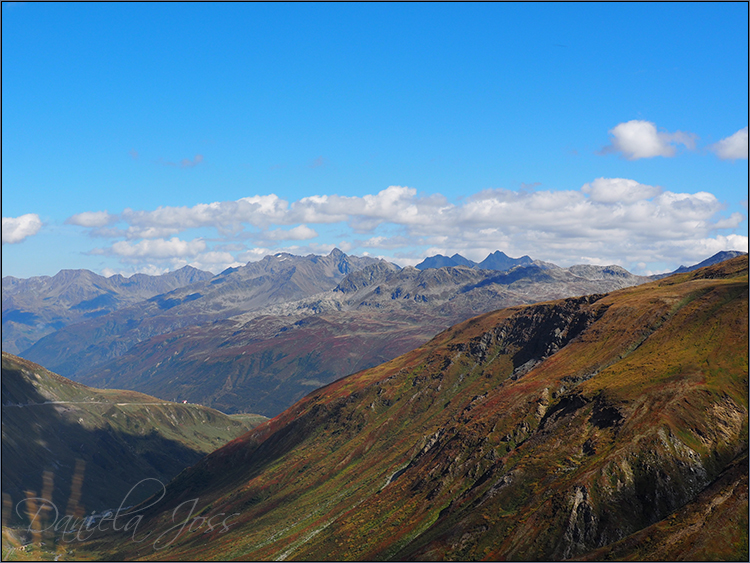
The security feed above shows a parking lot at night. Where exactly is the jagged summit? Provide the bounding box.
[477,249,534,270]
[416,250,534,271]
[415,253,475,270]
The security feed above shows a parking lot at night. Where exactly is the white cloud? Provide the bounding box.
[288,186,448,231]
[66,210,116,228]
[710,126,748,160]
[93,237,207,259]
[602,120,697,160]
[582,178,661,204]
[185,251,244,273]
[264,225,318,241]
[2,214,42,244]
[361,235,414,249]
[124,226,182,239]
[236,247,272,263]
[120,194,290,236]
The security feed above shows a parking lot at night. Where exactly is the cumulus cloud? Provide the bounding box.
[264,225,318,241]
[120,194,289,236]
[602,120,697,160]
[361,235,414,249]
[710,126,748,160]
[66,210,116,228]
[181,251,244,273]
[289,186,448,232]
[92,237,207,259]
[582,178,661,204]
[237,247,273,263]
[2,214,43,244]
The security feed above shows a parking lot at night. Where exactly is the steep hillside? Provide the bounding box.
[21,249,381,377]
[78,262,650,417]
[671,249,746,274]
[74,255,748,561]
[1,353,266,525]
[2,266,213,354]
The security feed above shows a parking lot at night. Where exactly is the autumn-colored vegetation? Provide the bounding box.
[14,256,750,560]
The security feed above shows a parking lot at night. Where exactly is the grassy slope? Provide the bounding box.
[1,353,267,524]
[74,257,747,561]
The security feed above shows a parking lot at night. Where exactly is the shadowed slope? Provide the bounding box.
[1,353,265,524]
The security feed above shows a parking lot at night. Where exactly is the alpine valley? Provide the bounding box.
[54,254,747,561]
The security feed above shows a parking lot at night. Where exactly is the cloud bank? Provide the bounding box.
[2,214,42,244]
[67,181,747,275]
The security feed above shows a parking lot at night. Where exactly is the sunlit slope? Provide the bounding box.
[1,353,266,522]
[85,256,747,561]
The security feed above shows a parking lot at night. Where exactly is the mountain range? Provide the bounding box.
[4,250,745,418]
[2,266,213,354]
[1,352,266,526]
[29,255,652,417]
[71,254,748,561]
[415,250,535,271]
[18,250,381,378]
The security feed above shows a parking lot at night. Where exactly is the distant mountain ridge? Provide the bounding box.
[21,249,384,378]
[415,250,533,271]
[76,260,652,416]
[2,265,213,354]
[672,250,747,274]
[12,250,743,418]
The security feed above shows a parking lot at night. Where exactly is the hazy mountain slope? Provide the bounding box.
[476,249,533,270]
[2,266,213,354]
[415,250,533,271]
[20,249,382,378]
[78,262,651,417]
[81,312,440,416]
[75,256,748,561]
[671,249,746,274]
[1,353,266,525]
[416,253,477,270]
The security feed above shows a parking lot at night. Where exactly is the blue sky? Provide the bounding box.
[2,2,747,278]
